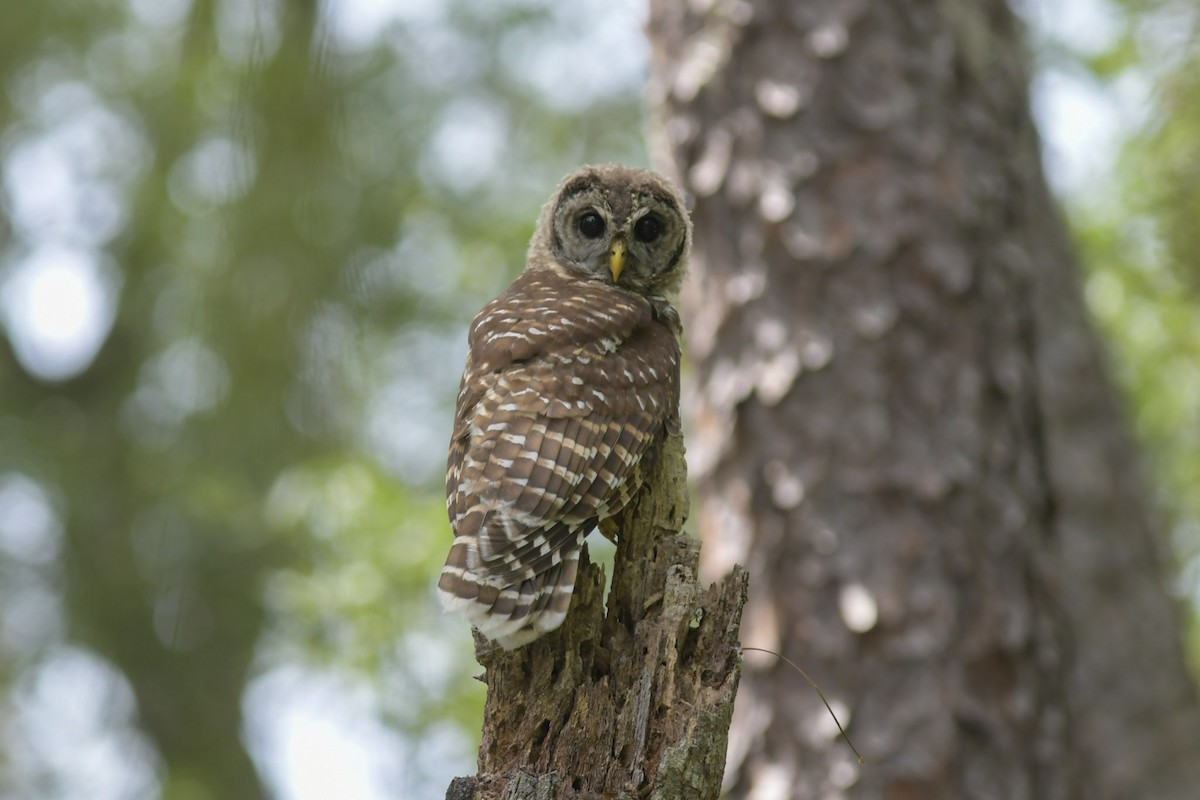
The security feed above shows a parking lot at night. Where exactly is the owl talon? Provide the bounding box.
[599,517,620,544]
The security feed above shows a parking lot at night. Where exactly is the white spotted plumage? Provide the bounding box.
[437,165,690,649]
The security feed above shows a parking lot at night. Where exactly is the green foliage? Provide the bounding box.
[0,0,645,795]
[1058,0,1200,666]
[258,455,488,747]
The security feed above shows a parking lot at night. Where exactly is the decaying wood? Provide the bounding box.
[446,434,748,800]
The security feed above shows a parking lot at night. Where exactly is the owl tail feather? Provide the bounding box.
[437,538,582,650]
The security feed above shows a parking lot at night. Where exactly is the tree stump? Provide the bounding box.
[445,434,748,800]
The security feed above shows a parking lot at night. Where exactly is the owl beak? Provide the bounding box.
[609,239,627,283]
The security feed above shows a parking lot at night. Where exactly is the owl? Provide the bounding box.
[437,165,691,649]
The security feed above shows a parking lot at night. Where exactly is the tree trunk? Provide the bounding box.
[646,0,1200,798]
[446,434,749,800]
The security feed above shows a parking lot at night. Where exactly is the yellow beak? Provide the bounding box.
[609,239,627,283]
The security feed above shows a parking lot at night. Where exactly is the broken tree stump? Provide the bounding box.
[445,433,748,800]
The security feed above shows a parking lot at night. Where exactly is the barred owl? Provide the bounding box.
[437,164,691,649]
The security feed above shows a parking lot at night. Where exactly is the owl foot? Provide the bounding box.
[599,517,620,544]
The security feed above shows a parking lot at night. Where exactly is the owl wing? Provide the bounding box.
[439,269,680,646]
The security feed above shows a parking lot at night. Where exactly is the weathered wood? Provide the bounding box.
[447,434,748,800]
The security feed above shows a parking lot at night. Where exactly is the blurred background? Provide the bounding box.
[0,0,1196,798]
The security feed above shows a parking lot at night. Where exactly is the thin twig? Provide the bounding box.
[742,646,864,764]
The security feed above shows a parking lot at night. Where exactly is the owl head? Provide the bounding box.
[530,164,692,297]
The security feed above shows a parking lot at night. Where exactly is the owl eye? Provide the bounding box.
[578,212,606,239]
[633,215,663,243]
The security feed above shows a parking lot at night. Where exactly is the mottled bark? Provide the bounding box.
[446,434,748,800]
[646,0,1200,799]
